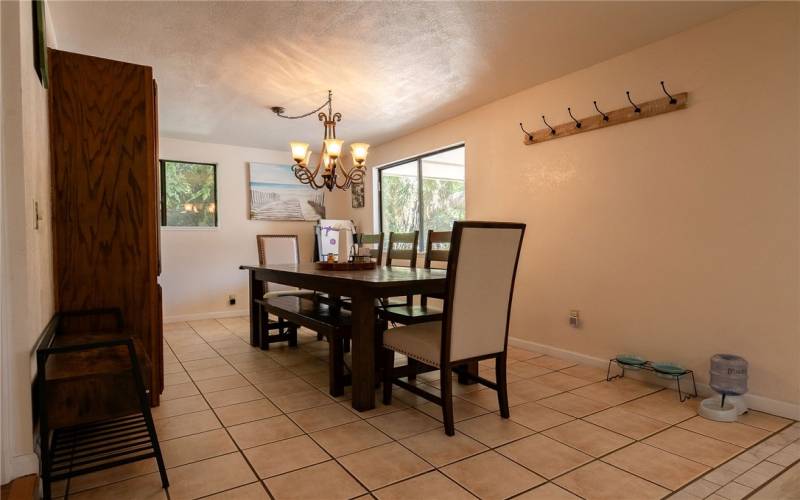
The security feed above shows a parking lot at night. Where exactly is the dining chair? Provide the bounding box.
[381,221,526,435]
[255,234,314,349]
[355,232,384,264]
[383,231,420,307]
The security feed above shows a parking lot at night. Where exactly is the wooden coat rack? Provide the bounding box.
[520,82,688,146]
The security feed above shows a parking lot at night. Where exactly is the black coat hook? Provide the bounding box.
[519,122,533,142]
[626,91,641,113]
[660,81,677,105]
[541,115,556,135]
[567,107,581,128]
[593,101,609,121]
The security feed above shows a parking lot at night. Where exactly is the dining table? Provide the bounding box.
[239,262,477,411]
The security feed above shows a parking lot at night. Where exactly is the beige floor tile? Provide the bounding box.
[69,472,167,500]
[213,398,282,426]
[751,461,800,499]
[338,442,433,490]
[508,362,553,379]
[678,416,771,448]
[537,392,611,418]
[508,379,563,402]
[559,364,609,382]
[160,428,237,468]
[244,435,329,478]
[53,458,156,496]
[264,460,366,500]
[339,397,410,418]
[374,471,474,500]
[457,413,535,447]
[498,434,592,479]
[533,371,594,391]
[703,465,740,485]
[195,374,251,393]
[441,451,545,500]
[368,408,442,439]
[165,452,257,500]
[230,357,282,374]
[155,409,221,441]
[738,410,793,432]
[515,483,581,499]
[418,398,489,423]
[680,478,721,498]
[209,339,255,355]
[603,442,709,490]
[621,389,699,424]
[509,402,574,431]
[160,381,200,401]
[205,386,264,408]
[456,387,526,411]
[223,351,272,364]
[288,402,360,432]
[270,389,335,413]
[228,414,304,449]
[569,378,660,406]
[163,363,186,375]
[255,377,315,398]
[188,364,239,381]
[715,481,753,500]
[768,442,800,466]
[736,460,785,488]
[400,429,488,467]
[310,420,392,457]
[526,355,577,370]
[151,395,209,420]
[583,406,670,439]
[182,356,228,372]
[554,461,669,500]
[245,367,298,385]
[543,419,633,457]
[287,359,329,375]
[164,371,192,386]
[203,483,269,499]
[644,427,744,467]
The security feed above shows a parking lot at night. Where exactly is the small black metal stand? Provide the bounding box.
[607,358,698,402]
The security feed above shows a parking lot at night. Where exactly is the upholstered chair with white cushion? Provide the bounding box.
[381,221,526,435]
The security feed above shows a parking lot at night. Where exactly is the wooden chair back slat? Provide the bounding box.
[356,233,384,264]
[386,231,419,268]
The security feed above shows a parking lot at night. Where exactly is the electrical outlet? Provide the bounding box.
[228,294,236,306]
[569,310,580,328]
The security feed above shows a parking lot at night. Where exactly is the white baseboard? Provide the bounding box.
[164,309,249,323]
[508,336,800,421]
[8,453,39,481]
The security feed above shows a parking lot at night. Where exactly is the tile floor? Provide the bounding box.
[53,317,797,500]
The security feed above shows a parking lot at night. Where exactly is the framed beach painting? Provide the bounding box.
[248,162,325,221]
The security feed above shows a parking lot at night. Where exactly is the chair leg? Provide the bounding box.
[317,332,324,341]
[408,359,418,380]
[382,348,394,405]
[328,334,344,397]
[288,324,298,347]
[257,307,269,351]
[441,365,455,436]
[496,353,510,418]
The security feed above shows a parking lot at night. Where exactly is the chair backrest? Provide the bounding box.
[386,231,419,267]
[424,230,451,269]
[256,234,300,292]
[356,233,384,264]
[441,221,526,363]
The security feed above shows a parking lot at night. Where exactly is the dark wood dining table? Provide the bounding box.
[240,263,474,411]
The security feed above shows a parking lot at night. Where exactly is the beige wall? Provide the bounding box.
[1,0,55,481]
[328,3,800,413]
[159,137,319,321]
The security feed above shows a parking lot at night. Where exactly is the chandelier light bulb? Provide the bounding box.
[290,142,310,163]
[350,143,369,165]
[324,139,344,159]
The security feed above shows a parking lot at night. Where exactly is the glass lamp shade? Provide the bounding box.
[290,142,310,164]
[350,143,369,165]
[324,139,344,159]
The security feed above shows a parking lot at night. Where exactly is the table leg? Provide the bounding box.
[248,270,259,347]
[457,361,479,385]
[350,294,376,411]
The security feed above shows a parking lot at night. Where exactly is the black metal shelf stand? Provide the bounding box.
[606,358,698,402]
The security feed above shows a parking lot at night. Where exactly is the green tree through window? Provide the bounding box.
[160,160,218,227]
[379,146,465,247]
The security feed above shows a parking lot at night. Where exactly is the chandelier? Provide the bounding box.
[271,90,368,191]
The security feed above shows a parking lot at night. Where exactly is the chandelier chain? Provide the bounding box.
[272,90,333,120]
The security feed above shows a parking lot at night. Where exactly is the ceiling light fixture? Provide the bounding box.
[271,90,368,191]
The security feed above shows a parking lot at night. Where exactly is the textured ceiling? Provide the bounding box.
[48,1,744,150]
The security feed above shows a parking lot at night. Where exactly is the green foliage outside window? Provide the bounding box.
[161,161,217,227]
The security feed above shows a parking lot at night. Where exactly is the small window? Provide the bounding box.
[160,160,218,227]
[378,145,465,248]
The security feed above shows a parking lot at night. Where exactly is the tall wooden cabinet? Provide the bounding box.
[47,49,163,405]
